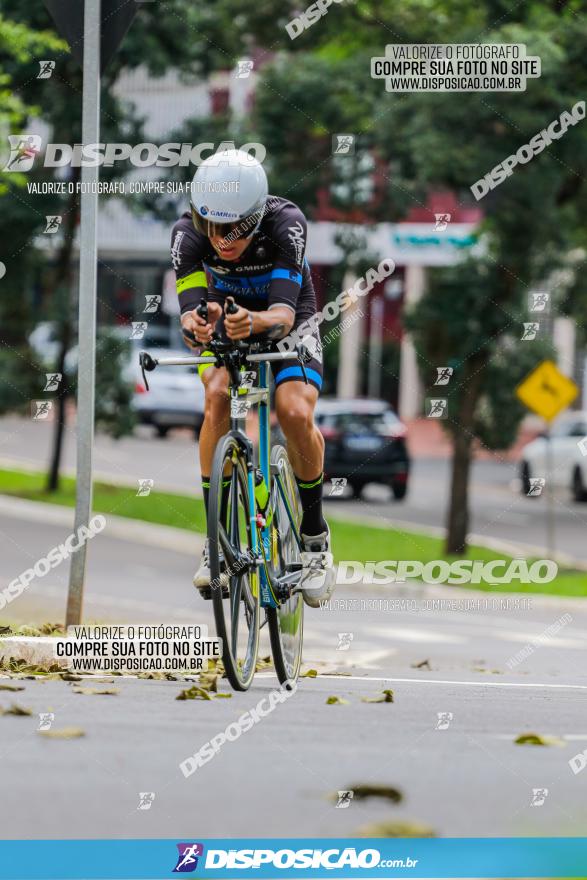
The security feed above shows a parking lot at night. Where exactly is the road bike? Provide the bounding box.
[139,301,308,691]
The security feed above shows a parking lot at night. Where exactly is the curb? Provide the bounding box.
[0,635,64,668]
[0,494,202,556]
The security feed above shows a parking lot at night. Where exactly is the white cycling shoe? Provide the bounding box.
[300,527,335,608]
[193,539,228,599]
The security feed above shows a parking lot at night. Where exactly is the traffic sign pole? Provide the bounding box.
[516,359,578,563]
[65,0,101,627]
[545,426,555,556]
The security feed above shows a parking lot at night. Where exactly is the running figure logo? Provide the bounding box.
[527,477,545,497]
[434,213,451,231]
[130,322,148,340]
[3,135,42,172]
[173,843,204,873]
[521,322,539,341]
[427,398,448,419]
[37,61,55,79]
[44,215,62,233]
[529,291,550,313]
[336,790,354,808]
[143,295,161,313]
[332,134,355,155]
[329,477,347,497]
[236,58,254,78]
[531,788,549,806]
[434,367,453,386]
[32,401,52,420]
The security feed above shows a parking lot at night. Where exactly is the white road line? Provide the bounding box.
[256,674,587,690]
[494,734,587,740]
[369,627,468,644]
[490,630,587,649]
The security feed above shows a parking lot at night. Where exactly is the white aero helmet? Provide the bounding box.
[189,148,268,239]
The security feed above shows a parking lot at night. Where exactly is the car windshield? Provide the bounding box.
[321,410,401,434]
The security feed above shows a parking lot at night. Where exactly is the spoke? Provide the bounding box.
[230,575,242,654]
[218,523,237,569]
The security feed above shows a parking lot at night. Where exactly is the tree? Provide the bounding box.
[247,0,587,552]
[0,0,251,489]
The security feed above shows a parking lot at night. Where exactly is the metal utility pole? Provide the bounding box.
[66,0,101,627]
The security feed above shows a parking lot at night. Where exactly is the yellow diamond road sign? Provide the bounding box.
[516,359,578,422]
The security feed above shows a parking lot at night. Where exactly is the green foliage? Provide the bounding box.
[405,259,554,448]
[93,331,137,440]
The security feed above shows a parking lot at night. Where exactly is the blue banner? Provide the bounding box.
[1,838,587,879]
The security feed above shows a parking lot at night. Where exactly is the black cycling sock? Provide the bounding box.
[295,473,327,537]
[201,475,231,524]
[201,476,210,517]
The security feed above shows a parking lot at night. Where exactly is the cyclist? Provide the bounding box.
[170,148,334,607]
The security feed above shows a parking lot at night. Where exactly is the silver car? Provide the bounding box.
[133,347,206,438]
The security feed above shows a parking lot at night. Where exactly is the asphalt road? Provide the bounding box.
[1,502,587,839]
[2,416,586,561]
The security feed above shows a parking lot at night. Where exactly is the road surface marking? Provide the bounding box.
[255,673,587,691]
[370,627,468,644]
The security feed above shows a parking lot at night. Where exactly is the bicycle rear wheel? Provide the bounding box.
[209,434,260,691]
[266,444,304,688]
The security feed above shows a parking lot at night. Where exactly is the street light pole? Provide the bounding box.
[66,0,101,627]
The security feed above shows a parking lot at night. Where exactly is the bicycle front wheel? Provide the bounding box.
[266,444,304,688]
[209,434,260,691]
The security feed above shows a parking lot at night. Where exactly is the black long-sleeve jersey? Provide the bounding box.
[170,196,317,332]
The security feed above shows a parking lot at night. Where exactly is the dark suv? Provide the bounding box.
[314,398,410,500]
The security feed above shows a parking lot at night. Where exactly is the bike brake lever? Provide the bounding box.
[138,350,157,392]
[182,327,197,346]
[295,344,310,385]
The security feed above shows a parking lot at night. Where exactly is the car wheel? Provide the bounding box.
[194,420,203,441]
[155,425,169,439]
[572,466,587,502]
[391,480,408,500]
[520,461,531,496]
[350,481,365,499]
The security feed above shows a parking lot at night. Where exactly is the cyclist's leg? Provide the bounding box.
[274,380,326,536]
[273,355,335,606]
[194,362,230,591]
[199,363,230,507]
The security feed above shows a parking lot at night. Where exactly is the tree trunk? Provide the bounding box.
[445,354,486,554]
[46,170,80,493]
[446,424,473,554]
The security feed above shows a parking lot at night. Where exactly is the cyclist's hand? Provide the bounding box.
[181,304,221,347]
[225,303,254,340]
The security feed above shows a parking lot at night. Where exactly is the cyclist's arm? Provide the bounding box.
[171,220,208,315]
[265,206,307,318]
[250,305,294,338]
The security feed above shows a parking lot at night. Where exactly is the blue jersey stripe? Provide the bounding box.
[271,268,302,285]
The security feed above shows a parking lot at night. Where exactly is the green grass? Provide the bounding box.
[1,467,586,597]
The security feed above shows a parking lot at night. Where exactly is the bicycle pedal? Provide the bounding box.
[198,584,230,600]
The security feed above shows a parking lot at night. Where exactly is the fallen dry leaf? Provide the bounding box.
[0,704,32,716]
[358,820,436,838]
[362,689,394,703]
[326,695,349,705]
[352,784,403,803]
[514,732,565,747]
[72,687,120,696]
[411,659,431,670]
[39,727,85,739]
[0,684,25,692]
[301,669,318,678]
[176,685,213,701]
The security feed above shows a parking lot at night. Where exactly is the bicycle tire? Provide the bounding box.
[209,433,260,691]
[266,444,304,688]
